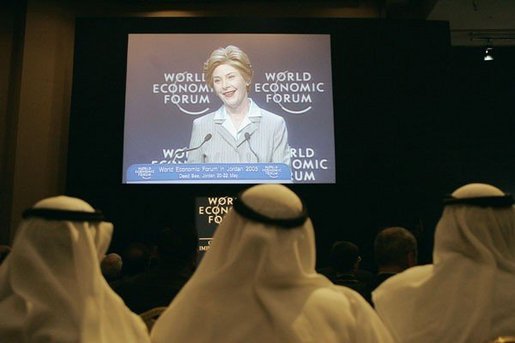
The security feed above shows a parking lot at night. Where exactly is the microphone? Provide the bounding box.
[244,132,260,162]
[174,133,212,161]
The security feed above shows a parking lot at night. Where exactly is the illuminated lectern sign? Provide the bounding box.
[195,196,234,259]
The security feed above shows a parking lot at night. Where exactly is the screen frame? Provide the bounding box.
[122,32,336,184]
[67,16,451,267]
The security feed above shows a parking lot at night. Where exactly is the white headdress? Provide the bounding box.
[152,184,393,343]
[373,183,515,342]
[0,195,150,343]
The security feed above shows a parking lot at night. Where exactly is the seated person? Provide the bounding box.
[114,225,198,314]
[151,184,393,343]
[0,196,150,342]
[370,226,418,291]
[325,240,373,304]
[120,242,152,278]
[101,252,123,284]
[373,183,515,342]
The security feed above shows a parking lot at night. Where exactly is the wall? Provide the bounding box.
[0,1,22,243]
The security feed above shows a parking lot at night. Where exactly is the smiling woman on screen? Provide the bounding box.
[186,45,291,165]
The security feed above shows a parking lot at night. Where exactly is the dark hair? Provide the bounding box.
[374,227,417,268]
[100,253,123,281]
[329,241,360,273]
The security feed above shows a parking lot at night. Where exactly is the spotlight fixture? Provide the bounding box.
[484,46,494,61]
[467,31,515,62]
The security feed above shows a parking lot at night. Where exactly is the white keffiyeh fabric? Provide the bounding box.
[151,184,393,343]
[373,183,515,342]
[0,196,150,343]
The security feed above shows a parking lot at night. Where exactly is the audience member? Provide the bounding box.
[114,225,198,314]
[0,244,11,264]
[370,226,417,291]
[373,183,515,342]
[323,240,373,304]
[121,241,152,278]
[0,195,150,342]
[101,252,124,284]
[151,184,394,343]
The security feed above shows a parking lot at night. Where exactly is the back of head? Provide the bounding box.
[151,184,341,343]
[101,253,123,281]
[18,195,113,266]
[433,183,515,341]
[373,184,515,343]
[330,241,360,273]
[0,195,150,343]
[32,195,97,212]
[374,226,417,270]
[237,183,305,223]
[436,182,515,266]
[448,182,505,200]
[196,183,313,279]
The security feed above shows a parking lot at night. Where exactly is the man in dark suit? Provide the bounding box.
[370,226,418,291]
[319,240,373,304]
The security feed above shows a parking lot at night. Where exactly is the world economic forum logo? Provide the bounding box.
[154,71,211,115]
[154,69,326,116]
[262,165,280,179]
[254,70,325,115]
[135,166,155,180]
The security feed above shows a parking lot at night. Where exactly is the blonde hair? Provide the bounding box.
[203,45,253,90]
